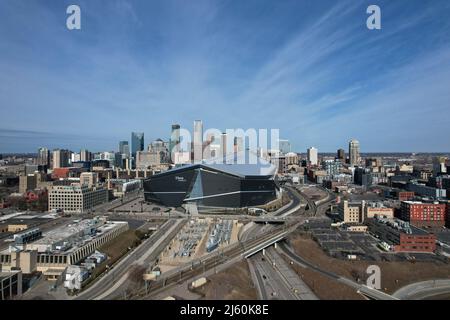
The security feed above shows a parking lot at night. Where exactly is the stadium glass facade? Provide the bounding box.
[143,163,279,208]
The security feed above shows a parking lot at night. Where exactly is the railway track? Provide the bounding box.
[133,222,300,299]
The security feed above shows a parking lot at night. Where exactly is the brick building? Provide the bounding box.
[400,201,446,227]
[398,191,415,201]
[366,217,436,253]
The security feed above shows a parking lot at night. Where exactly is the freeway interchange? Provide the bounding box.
[74,183,376,300]
[73,183,336,300]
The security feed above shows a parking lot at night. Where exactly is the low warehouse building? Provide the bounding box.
[0,217,128,277]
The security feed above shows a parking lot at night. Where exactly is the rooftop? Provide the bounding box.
[372,217,429,236]
[402,200,441,205]
[31,218,103,246]
[152,150,277,178]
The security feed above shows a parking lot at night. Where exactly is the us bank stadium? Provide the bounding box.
[143,154,280,213]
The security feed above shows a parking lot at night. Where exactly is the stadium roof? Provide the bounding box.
[153,150,277,178]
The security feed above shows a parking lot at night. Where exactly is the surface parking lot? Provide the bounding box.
[302,221,447,263]
[111,197,170,213]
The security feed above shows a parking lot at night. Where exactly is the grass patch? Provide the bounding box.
[100,229,142,261]
[79,230,143,291]
[288,232,450,295]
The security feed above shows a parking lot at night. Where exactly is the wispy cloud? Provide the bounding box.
[0,0,449,152]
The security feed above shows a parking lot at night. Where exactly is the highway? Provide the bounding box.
[278,241,398,300]
[393,279,450,300]
[92,183,405,301]
[76,218,186,300]
[74,185,306,300]
[243,223,278,299]
[73,183,335,300]
[250,248,318,300]
[241,217,280,298]
[251,251,299,300]
[244,185,395,300]
[135,222,300,299]
[272,186,304,217]
[243,185,323,300]
[288,184,335,217]
[275,186,398,300]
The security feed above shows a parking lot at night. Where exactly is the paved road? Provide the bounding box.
[278,242,398,300]
[272,187,303,217]
[243,184,322,300]
[251,251,300,300]
[289,184,335,217]
[72,185,302,300]
[76,219,184,300]
[393,280,450,300]
[262,247,317,299]
[77,183,329,300]
[279,242,345,282]
[135,223,300,299]
[96,219,186,300]
[243,223,274,300]
[91,190,141,213]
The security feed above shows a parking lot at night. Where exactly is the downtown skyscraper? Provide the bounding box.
[169,124,181,161]
[52,149,71,169]
[307,147,318,166]
[131,132,144,157]
[131,132,144,169]
[119,141,130,156]
[37,147,50,167]
[349,139,361,167]
[193,120,203,163]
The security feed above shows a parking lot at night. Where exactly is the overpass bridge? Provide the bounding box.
[253,217,286,224]
[243,230,290,258]
[358,285,398,300]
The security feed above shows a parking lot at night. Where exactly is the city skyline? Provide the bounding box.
[2,128,450,155]
[1,0,450,153]
[2,0,450,305]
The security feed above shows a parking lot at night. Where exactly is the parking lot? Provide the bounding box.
[302,220,445,263]
[111,197,170,214]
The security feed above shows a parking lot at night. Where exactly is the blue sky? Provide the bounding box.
[0,0,449,153]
